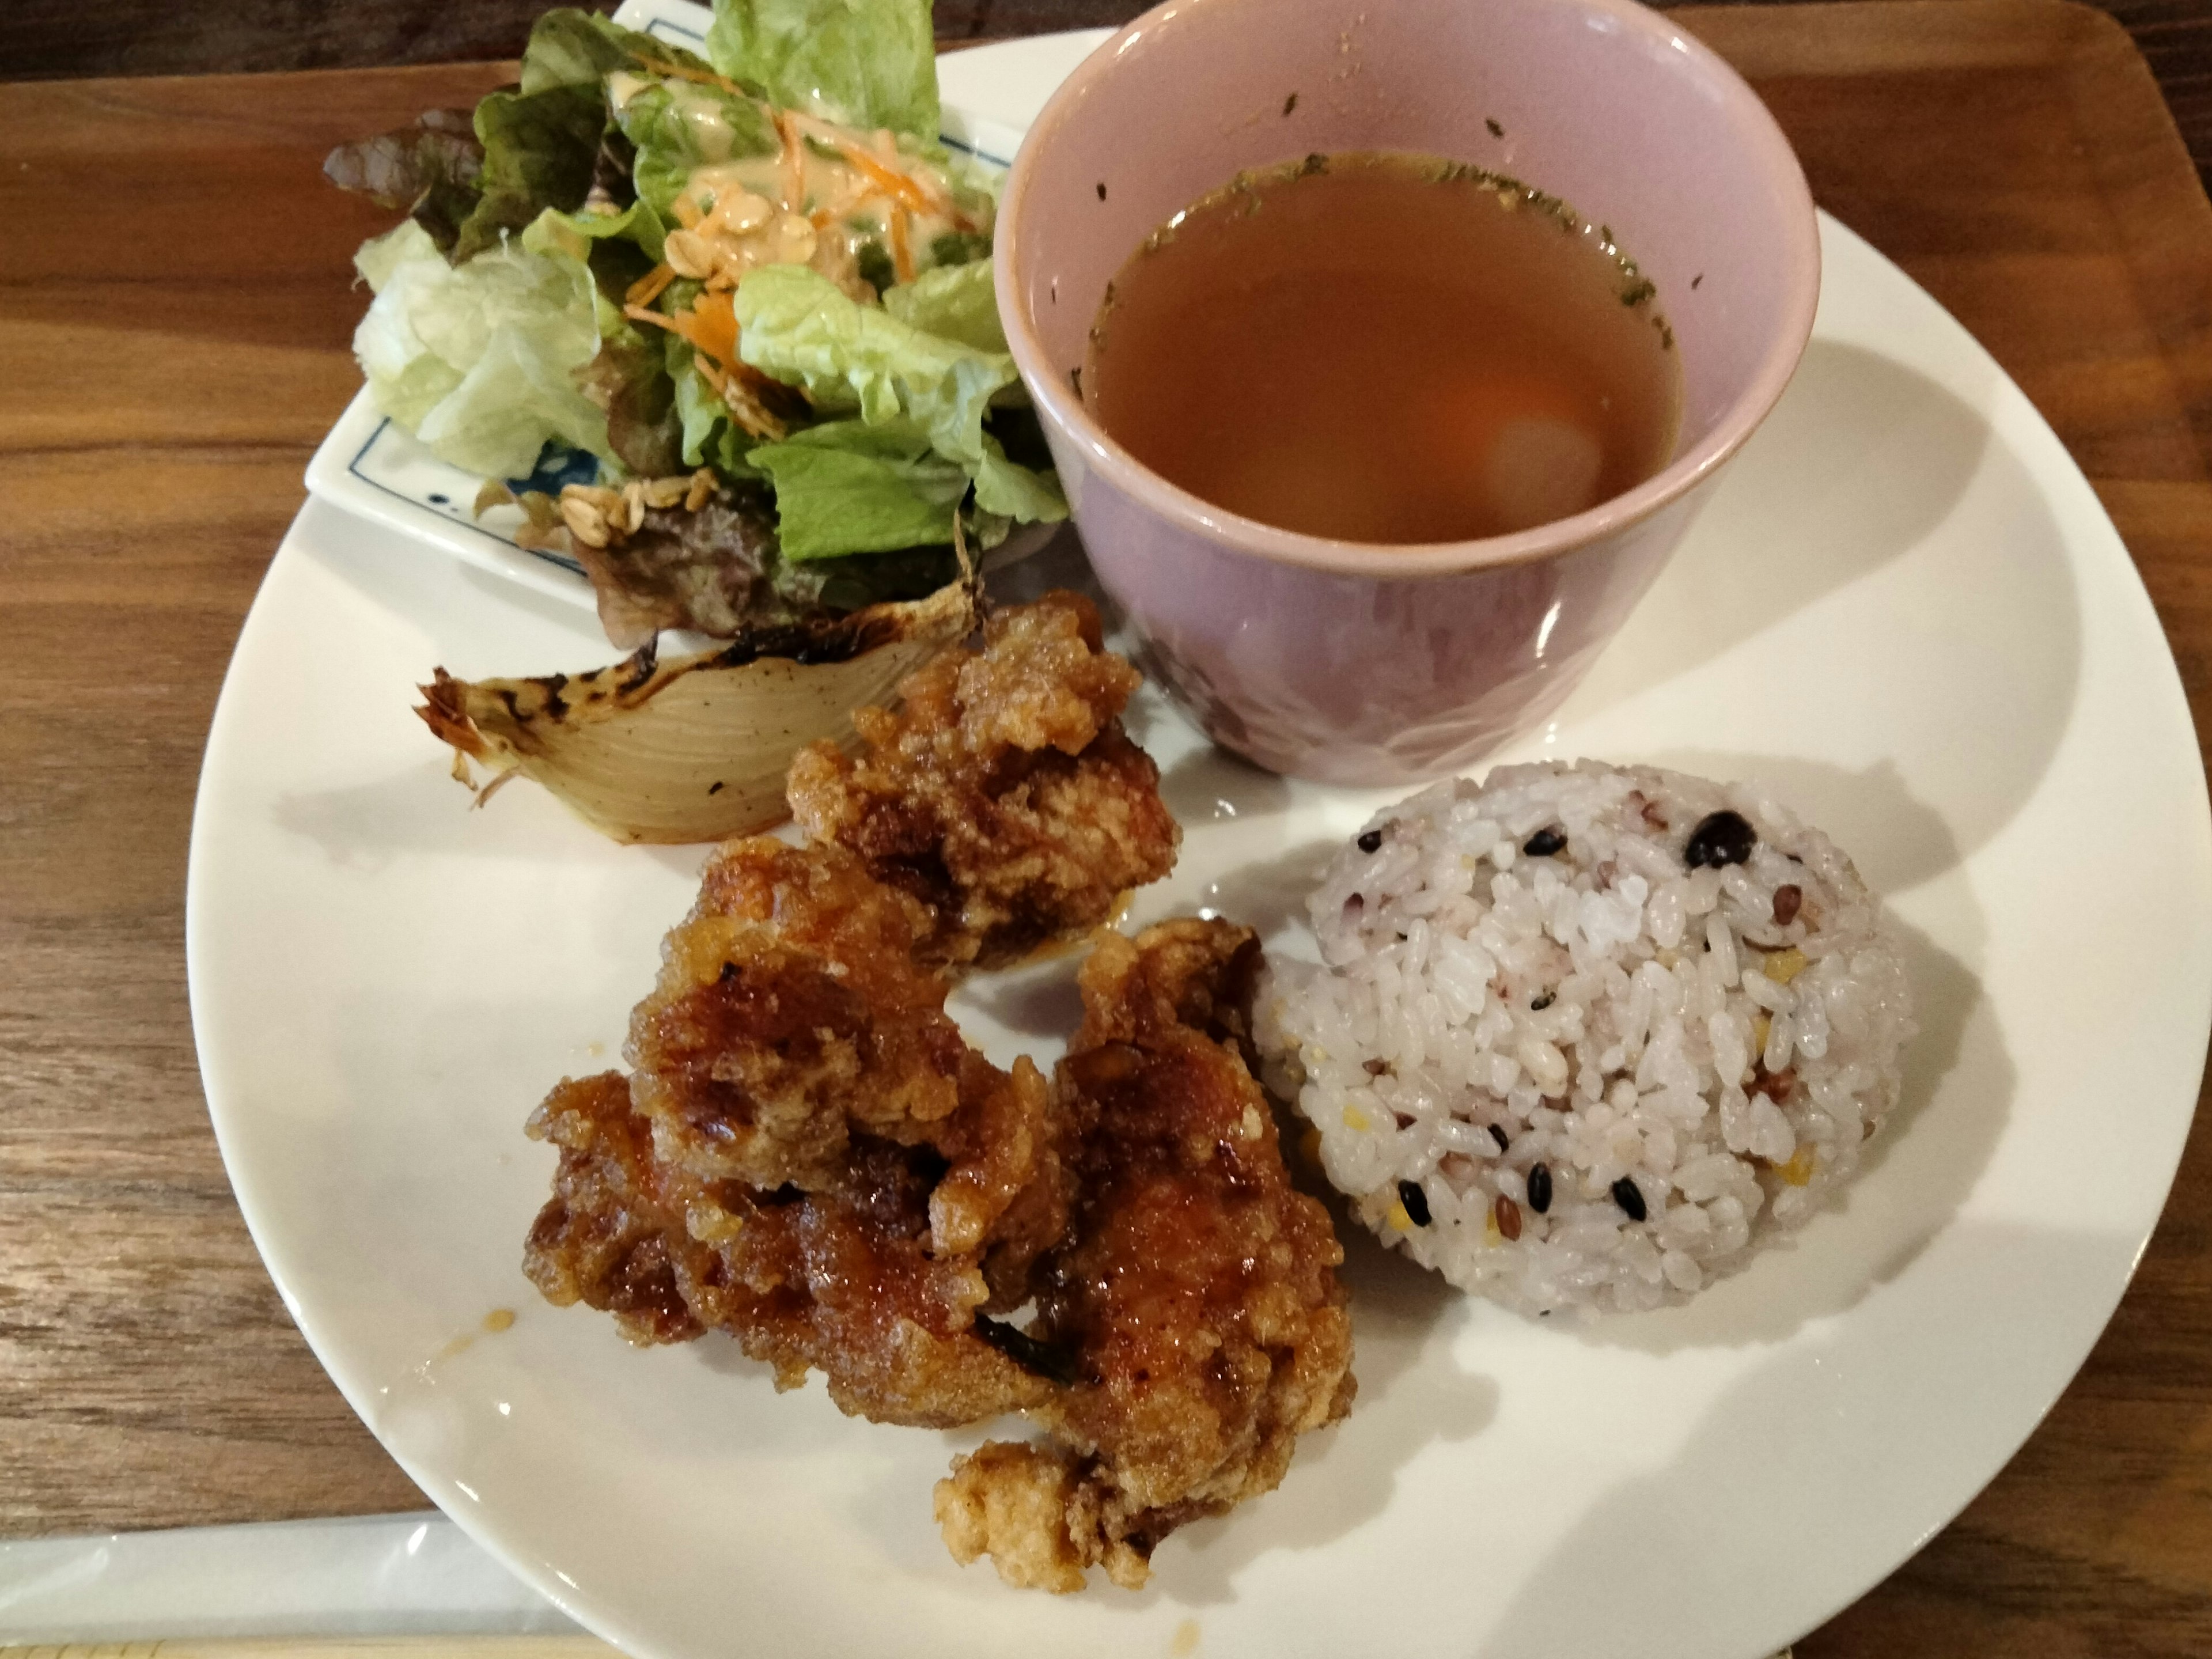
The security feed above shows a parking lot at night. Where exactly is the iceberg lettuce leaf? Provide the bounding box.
[615,78,782,221]
[353,224,609,478]
[706,0,938,138]
[523,193,669,264]
[974,435,1067,522]
[733,263,1012,465]
[747,419,967,558]
[881,259,1005,352]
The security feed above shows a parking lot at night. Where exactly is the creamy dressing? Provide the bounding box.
[601,65,992,437]
[679,167,774,236]
[664,81,754,164]
[660,109,978,299]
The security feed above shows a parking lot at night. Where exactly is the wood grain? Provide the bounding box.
[0,65,512,1538]
[1,5,2210,1654]
[2,0,2211,195]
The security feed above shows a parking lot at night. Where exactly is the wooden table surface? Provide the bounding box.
[5,0,2212,202]
[4,0,2211,1651]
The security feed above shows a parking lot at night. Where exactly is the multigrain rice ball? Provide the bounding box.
[1256,760,1915,1317]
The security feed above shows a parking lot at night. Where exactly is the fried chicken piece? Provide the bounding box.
[934,920,1357,1592]
[524,838,1081,1427]
[523,1070,705,1346]
[525,607,1350,1583]
[786,591,1180,971]
[624,836,967,1191]
[525,1071,1062,1425]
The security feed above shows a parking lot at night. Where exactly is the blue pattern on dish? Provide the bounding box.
[508,442,604,497]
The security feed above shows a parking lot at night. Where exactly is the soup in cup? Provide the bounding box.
[995,0,1819,784]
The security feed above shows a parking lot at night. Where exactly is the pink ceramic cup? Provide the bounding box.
[996,0,1819,785]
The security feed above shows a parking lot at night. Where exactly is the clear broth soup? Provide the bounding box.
[1085,152,1683,544]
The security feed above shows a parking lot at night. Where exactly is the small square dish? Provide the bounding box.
[302,0,1047,616]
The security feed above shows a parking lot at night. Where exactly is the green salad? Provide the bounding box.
[329,0,1063,649]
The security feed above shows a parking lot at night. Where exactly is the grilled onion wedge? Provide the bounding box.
[416,572,979,844]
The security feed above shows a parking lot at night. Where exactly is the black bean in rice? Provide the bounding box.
[1255,760,1915,1317]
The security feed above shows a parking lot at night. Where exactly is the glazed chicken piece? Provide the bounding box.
[934,920,1358,1592]
[524,897,1355,1581]
[622,835,967,1192]
[524,838,1077,1426]
[524,598,1347,1586]
[786,590,1180,971]
[522,1069,703,1346]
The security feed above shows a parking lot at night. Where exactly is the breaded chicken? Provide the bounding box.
[522,598,1349,1588]
[526,1062,1064,1426]
[786,591,1180,971]
[525,838,1077,1427]
[623,836,966,1191]
[934,921,1358,1592]
[522,1070,704,1346]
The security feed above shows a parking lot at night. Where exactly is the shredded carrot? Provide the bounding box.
[837,141,938,217]
[633,291,788,441]
[730,395,788,442]
[888,204,915,285]
[671,195,703,229]
[703,360,787,440]
[636,54,750,99]
[624,263,677,308]
[660,289,743,370]
[777,109,976,231]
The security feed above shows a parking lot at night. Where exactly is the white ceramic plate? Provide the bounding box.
[190,33,2212,1659]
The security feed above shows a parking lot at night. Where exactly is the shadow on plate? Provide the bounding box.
[954,838,1342,1048]
[953,953,1088,1054]
[1569,339,1997,711]
[270,761,715,879]
[985,522,1104,609]
[1478,1215,2138,1659]
[1560,339,2084,877]
[1634,752,1961,898]
[450,558,605,641]
[1194,835,1339,949]
[294,497,609,669]
[1157,744,1299,830]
